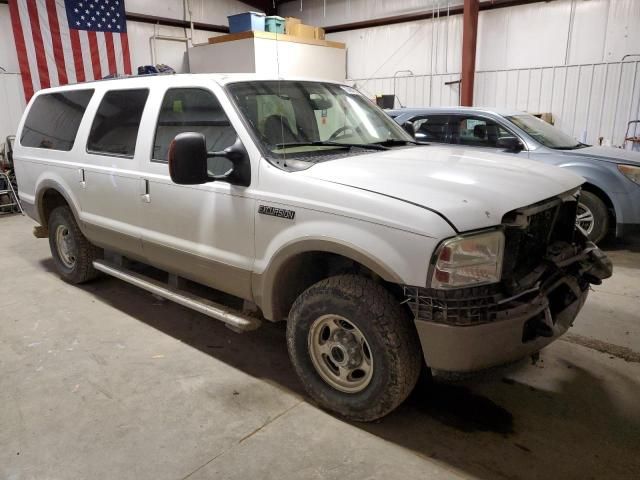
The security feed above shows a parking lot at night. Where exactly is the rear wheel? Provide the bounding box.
[48,206,101,284]
[577,191,609,244]
[287,274,422,422]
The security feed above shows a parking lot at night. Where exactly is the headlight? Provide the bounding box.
[430,230,505,289]
[618,164,640,185]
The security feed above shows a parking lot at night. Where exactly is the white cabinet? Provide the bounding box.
[188,31,346,81]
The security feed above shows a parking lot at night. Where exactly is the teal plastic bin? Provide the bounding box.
[228,11,265,33]
[265,16,285,34]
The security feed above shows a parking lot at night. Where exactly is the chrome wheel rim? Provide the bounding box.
[55,224,76,268]
[308,314,373,393]
[576,202,595,235]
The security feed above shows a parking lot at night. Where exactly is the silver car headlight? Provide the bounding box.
[430,230,505,289]
[618,164,640,185]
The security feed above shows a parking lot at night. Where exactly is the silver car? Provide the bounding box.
[388,107,640,243]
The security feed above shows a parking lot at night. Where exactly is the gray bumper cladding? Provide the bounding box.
[404,243,611,372]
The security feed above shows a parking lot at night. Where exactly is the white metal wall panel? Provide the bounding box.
[279,0,463,27]
[473,61,640,146]
[126,0,262,24]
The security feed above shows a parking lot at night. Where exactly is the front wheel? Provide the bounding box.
[287,275,422,422]
[577,191,609,244]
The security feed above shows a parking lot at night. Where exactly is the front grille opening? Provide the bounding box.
[502,197,578,286]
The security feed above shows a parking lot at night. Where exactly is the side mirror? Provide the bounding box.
[496,136,524,152]
[402,120,416,139]
[168,132,209,185]
[168,132,251,187]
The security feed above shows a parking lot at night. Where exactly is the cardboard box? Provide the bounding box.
[284,17,301,35]
[314,27,325,40]
[288,23,316,39]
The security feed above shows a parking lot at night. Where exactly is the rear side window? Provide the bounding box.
[21,90,94,151]
[88,89,149,157]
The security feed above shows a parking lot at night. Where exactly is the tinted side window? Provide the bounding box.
[449,116,513,147]
[21,90,94,151]
[412,115,449,143]
[88,89,149,157]
[153,88,236,173]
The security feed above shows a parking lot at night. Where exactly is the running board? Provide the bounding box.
[92,259,262,332]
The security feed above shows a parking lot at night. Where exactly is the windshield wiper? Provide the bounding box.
[275,141,389,151]
[375,138,425,146]
[554,143,589,150]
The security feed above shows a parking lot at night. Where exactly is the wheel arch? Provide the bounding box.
[35,179,82,230]
[254,239,405,322]
[580,182,617,236]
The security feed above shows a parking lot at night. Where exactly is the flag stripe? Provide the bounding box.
[36,0,59,86]
[121,32,132,74]
[96,32,109,76]
[104,31,116,75]
[17,0,41,92]
[78,30,94,81]
[87,30,102,80]
[26,0,51,88]
[9,0,34,101]
[45,0,68,84]
[114,31,124,74]
[68,27,85,82]
[55,0,76,84]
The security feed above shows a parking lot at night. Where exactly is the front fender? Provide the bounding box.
[557,161,629,225]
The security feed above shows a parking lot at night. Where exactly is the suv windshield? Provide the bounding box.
[506,114,585,150]
[226,81,413,160]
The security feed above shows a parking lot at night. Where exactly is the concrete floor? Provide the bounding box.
[1,213,639,480]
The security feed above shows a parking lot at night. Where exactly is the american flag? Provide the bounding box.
[9,0,132,101]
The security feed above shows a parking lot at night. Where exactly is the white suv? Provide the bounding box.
[13,74,612,421]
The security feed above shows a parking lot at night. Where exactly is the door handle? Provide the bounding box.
[140,178,151,203]
[78,168,86,188]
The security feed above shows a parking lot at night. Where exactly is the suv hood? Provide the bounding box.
[300,146,583,232]
[559,145,640,166]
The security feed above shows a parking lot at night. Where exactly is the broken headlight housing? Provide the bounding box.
[617,164,640,185]
[430,230,505,289]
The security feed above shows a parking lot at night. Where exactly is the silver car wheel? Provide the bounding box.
[55,224,77,268]
[308,314,374,394]
[576,202,595,235]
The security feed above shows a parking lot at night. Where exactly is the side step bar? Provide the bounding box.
[93,259,262,332]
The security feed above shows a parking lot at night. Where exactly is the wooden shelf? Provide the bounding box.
[208,31,346,50]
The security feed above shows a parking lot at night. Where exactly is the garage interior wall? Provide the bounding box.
[0,0,259,141]
[281,0,640,147]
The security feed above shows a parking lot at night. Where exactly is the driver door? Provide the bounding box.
[136,86,255,300]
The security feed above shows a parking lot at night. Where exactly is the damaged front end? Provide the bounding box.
[405,189,612,372]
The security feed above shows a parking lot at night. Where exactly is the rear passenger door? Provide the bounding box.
[136,86,255,301]
[80,88,149,258]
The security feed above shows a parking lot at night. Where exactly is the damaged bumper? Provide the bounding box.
[405,242,612,373]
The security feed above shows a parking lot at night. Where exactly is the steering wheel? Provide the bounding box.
[328,125,355,141]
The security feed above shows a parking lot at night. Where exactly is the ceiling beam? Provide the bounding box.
[240,1,277,15]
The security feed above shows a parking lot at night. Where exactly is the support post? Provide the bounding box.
[461,0,479,106]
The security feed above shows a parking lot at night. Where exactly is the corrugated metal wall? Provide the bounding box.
[283,0,640,147]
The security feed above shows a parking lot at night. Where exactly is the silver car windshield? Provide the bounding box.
[507,114,585,150]
[226,81,413,159]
